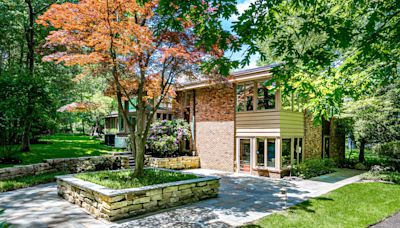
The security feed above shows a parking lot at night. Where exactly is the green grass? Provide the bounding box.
[0,134,119,169]
[362,171,400,184]
[247,182,400,228]
[0,171,66,192]
[76,169,198,189]
[345,148,384,164]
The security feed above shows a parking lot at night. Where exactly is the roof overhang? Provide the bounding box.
[176,64,277,91]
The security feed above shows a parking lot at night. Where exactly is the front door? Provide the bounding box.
[238,138,251,172]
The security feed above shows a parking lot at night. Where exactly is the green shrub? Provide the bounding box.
[354,162,367,170]
[373,142,400,171]
[292,159,336,179]
[146,119,191,157]
[362,171,400,184]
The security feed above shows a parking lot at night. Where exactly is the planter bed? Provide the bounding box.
[56,168,220,221]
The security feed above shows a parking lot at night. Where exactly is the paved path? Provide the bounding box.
[371,211,400,228]
[0,169,363,228]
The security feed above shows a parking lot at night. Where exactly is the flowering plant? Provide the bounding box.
[146,119,191,157]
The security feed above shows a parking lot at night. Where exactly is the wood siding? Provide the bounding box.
[235,110,304,137]
[280,111,304,137]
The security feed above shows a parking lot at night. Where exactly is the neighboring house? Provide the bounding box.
[174,65,345,178]
[105,100,174,134]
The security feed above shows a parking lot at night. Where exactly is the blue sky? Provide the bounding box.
[222,0,259,69]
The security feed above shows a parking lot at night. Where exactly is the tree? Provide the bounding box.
[234,0,400,124]
[38,0,237,176]
[342,79,400,162]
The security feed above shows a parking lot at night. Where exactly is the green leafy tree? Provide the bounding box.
[342,80,400,162]
[234,0,400,123]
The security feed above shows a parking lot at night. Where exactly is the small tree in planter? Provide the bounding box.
[38,0,238,177]
[146,119,191,157]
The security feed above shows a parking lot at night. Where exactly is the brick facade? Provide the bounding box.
[196,122,235,171]
[304,112,323,160]
[329,117,345,162]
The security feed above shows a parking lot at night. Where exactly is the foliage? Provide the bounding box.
[146,119,191,157]
[235,0,400,124]
[373,142,400,171]
[247,183,400,228]
[0,171,66,192]
[292,159,336,179]
[0,209,8,228]
[0,134,120,169]
[75,169,197,189]
[38,0,238,176]
[362,171,400,185]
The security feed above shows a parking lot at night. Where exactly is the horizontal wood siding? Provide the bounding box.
[236,111,281,129]
[280,111,304,137]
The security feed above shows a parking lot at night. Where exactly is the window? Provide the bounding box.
[236,84,245,112]
[282,139,291,168]
[245,83,254,111]
[236,80,276,112]
[257,81,275,110]
[256,138,265,166]
[267,139,276,167]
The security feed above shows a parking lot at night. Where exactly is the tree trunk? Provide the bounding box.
[81,118,85,135]
[21,122,31,152]
[133,135,145,176]
[359,139,365,163]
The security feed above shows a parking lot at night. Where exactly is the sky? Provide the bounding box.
[222,0,259,70]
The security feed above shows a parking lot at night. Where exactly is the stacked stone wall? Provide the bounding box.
[57,173,219,221]
[0,156,129,180]
[303,112,323,160]
[147,156,200,170]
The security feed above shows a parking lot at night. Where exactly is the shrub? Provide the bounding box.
[146,119,191,157]
[292,159,336,179]
[362,171,400,184]
[373,142,400,171]
[354,163,367,170]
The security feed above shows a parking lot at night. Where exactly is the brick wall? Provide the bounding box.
[329,117,345,162]
[194,84,235,122]
[196,121,235,172]
[194,85,235,172]
[303,112,323,160]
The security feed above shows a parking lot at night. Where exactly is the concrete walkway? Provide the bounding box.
[371,211,400,228]
[0,169,363,227]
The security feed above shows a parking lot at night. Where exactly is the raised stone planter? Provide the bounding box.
[146,156,200,170]
[56,169,219,221]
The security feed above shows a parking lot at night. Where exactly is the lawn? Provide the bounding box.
[0,171,66,192]
[75,169,198,189]
[345,148,384,164]
[248,182,400,228]
[0,134,118,169]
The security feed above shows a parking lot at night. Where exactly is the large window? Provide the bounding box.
[281,139,291,168]
[257,81,275,110]
[236,80,276,112]
[255,138,276,168]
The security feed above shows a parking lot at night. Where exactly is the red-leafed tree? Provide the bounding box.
[37,0,238,176]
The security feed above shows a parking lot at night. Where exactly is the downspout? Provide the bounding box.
[191,89,196,155]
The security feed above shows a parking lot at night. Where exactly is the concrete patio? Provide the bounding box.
[0,169,363,227]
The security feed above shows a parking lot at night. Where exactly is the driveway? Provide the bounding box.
[0,169,363,227]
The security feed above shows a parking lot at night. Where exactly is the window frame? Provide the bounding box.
[254,137,277,169]
[236,80,277,113]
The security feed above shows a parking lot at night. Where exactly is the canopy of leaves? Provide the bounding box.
[234,0,400,123]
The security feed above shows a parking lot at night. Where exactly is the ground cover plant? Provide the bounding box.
[76,169,198,189]
[362,171,400,184]
[0,134,118,168]
[0,171,66,192]
[292,159,336,179]
[247,182,400,228]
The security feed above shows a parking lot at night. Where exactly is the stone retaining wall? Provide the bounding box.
[0,156,129,180]
[57,170,219,221]
[146,156,200,170]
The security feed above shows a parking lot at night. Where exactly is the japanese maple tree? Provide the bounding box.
[37,0,237,176]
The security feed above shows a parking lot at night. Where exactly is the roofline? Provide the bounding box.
[176,64,278,91]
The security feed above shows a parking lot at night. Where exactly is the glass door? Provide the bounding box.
[239,139,251,172]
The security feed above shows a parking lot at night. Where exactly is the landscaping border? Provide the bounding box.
[146,156,200,170]
[0,156,129,180]
[57,168,219,221]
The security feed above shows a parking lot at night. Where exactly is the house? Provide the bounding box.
[174,65,345,178]
[105,100,174,134]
